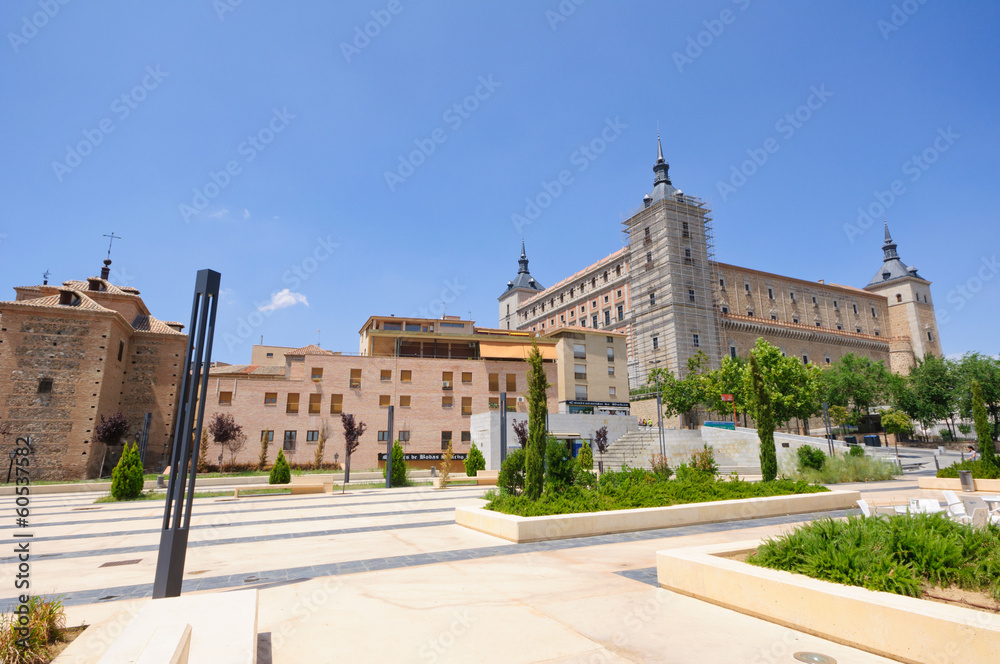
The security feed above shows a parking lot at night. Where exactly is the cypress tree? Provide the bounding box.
[524,343,550,500]
[972,380,997,468]
[750,353,778,482]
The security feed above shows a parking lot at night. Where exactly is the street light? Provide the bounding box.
[649,360,666,458]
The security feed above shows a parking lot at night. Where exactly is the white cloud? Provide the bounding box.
[207,208,229,219]
[243,209,250,219]
[257,289,308,313]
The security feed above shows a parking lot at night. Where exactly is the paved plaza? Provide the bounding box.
[1,477,946,662]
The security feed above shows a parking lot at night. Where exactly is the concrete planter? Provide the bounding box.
[657,541,1000,664]
[918,476,1000,492]
[455,490,859,543]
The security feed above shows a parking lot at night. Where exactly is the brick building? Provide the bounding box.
[0,260,186,479]
[203,315,629,470]
[503,138,942,385]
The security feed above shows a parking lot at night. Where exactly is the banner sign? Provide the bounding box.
[377,452,468,461]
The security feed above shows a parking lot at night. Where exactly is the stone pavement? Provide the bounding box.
[0,478,946,662]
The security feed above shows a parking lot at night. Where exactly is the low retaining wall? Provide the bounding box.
[657,541,1000,664]
[918,476,1000,492]
[455,490,859,543]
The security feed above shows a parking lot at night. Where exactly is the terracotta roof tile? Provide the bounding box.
[285,344,335,356]
[132,315,186,336]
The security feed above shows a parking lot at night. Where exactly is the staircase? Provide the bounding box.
[596,428,680,471]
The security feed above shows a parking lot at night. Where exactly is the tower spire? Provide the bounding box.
[518,240,530,274]
[652,132,671,187]
[882,217,899,261]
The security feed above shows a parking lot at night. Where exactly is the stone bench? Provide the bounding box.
[289,475,334,493]
[91,589,257,664]
[475,470,499,486]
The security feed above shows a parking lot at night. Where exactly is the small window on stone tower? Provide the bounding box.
[38,378,52,394]
[928,331,934,341]
[117,341,124,362]
[896,294,902,303]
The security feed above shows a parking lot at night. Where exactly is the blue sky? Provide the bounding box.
[2,1,997,363]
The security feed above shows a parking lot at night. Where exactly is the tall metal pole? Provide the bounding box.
[500,392,507,465]
[650,360,665,458]
[385,405,394,488]
[138,412,151,464]
[153,269,220,599]
[822,402,834,455]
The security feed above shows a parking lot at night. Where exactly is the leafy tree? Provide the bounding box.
[512,419,529,448]
[971,380,998,469]
[818,353,892,418]
[384,440,408,486]
[313,423,328,470]
[906,353,958,437]
[95,412,129,446]
[702,356,748,421]
[544,437,575,493]
[269,448,291,484]
[111,442,144,500]
[652,351,711,428]
[464,442,486,477]
[881,409,913,439]
[198,431,209,473]
[953,353,1000,438]
[744,341,789,481]
[498,448,525,496]
[742,339,821,429]
[340,413,367,485]
[578,439,594,472]
[440,440,454,487]
[258,430,271,471]
[524,343,550,500]
[208,413,244,472]
[828,405,856,434]
[593,426,609,473]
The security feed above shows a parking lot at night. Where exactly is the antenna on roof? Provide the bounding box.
[317,329,321,347]
[42,269,51,286]
[102,231,122,260]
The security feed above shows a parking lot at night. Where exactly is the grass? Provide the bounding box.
[484,468,827,517]
[0,467,380,487]
[781,451,902,484]
[749,514,1000,601]
[94,488,291,503]
[0,595,67,664]
[937,459,1000,480]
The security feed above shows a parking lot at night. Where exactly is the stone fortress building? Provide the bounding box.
[501,138,942,387]
[0,260,187,479]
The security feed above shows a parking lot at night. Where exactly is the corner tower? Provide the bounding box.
[863,221,942,373]
[498,240,544,329]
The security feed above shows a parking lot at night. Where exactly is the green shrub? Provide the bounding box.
[463,442,486,477]
[0,595,66,664]
[269,449,291,484]
[939,428,956,442]
[750,514,1000,601]
[544,437,575,493]
[383,441,408,486]
[847,444,866,457]
[648,454,674,481]
[110,442,143,500]
[796,445,826,472]
[789,452,900,484]
[577,440,594,472]
[937,459,1000,479]
[497,448,525,496]
[689,445,718,475]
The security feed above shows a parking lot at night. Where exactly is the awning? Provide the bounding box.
[478,341,556,360]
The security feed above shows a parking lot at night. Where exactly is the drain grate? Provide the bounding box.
[99,559,142,568]
[98,595,119,601]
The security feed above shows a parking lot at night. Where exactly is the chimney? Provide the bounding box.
[58,290,74,306]
[101,259,111,280]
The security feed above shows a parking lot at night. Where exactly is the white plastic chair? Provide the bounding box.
[960,496,1000,525]
[908,498,944,514]
[857,499,872,517]
[941,490,969,523]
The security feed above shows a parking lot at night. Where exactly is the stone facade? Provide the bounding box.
[0,262,186,479]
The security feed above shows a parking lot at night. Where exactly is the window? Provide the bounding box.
[378,430,390,442]
[266,352,273,358]
[871,307,877,318]
[833,300,839,309]
[488,373,499,391]
[260,430,274,443]
[644,227,651,240]
[591,299,598,309]
[652,336,659,350]
[117,340,124,362]
[350,368,362,389]
[506,374,517,392]
[609,386,616,397]
[462,372,472,384]
[264,392,277,405]
[896,294,903,302]
[379,394,391,407]
[825,356,832,365]
[793,317,799,324]
[592,315,599,328]
[306,430,319,442]
[688,289,695,303]
[747,310,754,317]
[37,378,52,394]
[875,330,880,337]
[560,315,565,323]
[573,344,586,359]
[603,294,609,303]
[606,347,614,362]
[398,430,410,442]
[768,287,774,300]
[790,291,795,301]
[400,395,411,407]
[682,221,690,238]
[616,265,621,277]
[729,345,737,359]
[400,369,412,382]
[580,305,586,314]
[283,430,296,451]
[693,334,700,347]
[330,394,343,414]
[380,369,391,381]
[608,365,615,377]
[462,397,472,415]
[442,396,453,409]
[802,355,809,364]
[311,367,323,380]
[649,292,656,306]
[836,324,843,330]
[604,310,611,326]
[575,385,588,400]
[286,393,299,414]
[383,323,401,331]
[771,314,778,320]
[856,327,862,334]
[308,393,321,414]
[812,296,817,305]
[615,305,623,321]
[441,431,452,451]
[575,364,587,380]
[219,391,232,405]
[684,248,693,263]
[719,277,726,288]
[745,283,751,293]
[459,431,471,443]
[815,322,822,327]
[721,306,729,314]
[928,331,934,341]
[488,396,499,409]
[442,372,453,390]
[853,304,859,315]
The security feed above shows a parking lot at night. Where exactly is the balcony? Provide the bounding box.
[442,381,453,391]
